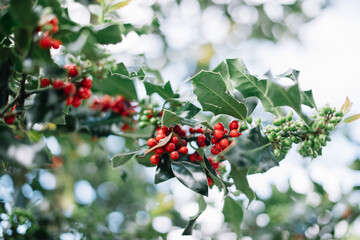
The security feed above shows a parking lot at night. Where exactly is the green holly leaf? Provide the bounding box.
[171,161,208,196]
[182,196,207,235]
[92,73,137,100]
[10,0,38,28]
[201,156,229,198]
[0,60,12,108]
[155,155,175,184]
[225,126,278,173]
[301,90,317,109]
[175,102,201,119]
[26,90,66,125]
[191,71,247,121]
[144,81,179,100]
[161,109,209,128]
[92,24,122,45]
[111,150,141,168]
[230,166,255,206]
[223,196,244,234]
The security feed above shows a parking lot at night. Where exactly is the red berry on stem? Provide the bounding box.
[219,139,229,149]
[165,143,176,152]
[39,36,52,49]
[178,146,188,154]
[150,154,160,165]
[230,129,241,138]
[66,97,73,106]
[157,129,166,135]
[215,143,222,151]
[229,120,239,130]
[155,147,165,155]
[67,65,78,77]
[162,126,169,133]
[213,129,224,139]
[52,79,64,89]
[182,139,187,146]
[171,136,179,145]
[197,134,206,145]
[196,127,204,134]
[77,87,92,99]
[224,129,228,134]
[51,39,62,49]
[63,82,76,95]
[147,138,157,147]
[170,151,179,160]
[189,127,195,134]
[80,78,93,88]
[189,153,197,162]
[214,122,224,131]
[211,137,218,144]
[40,78,51,87]
[72,96,82,108]
[155,134,166,142]
[3,114,15,125]
[211,146,221,155]
[207,177,213,187]
[173,125,182,133]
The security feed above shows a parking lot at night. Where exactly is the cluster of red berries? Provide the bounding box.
[190,120,241,156]
[90,95,136,117]
[38,16,62,49]
[40,64,93,108]
[206,157,222,187]
[148,125,189,165]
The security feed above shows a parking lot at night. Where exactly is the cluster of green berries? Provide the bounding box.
[40,64,93,108]
[265,107,343,158]
[138,108,162,129]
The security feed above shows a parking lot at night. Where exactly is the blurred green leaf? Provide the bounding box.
[144,81,179,100]
[171,161,208,196]
[182,196,207,235]
[111,150,140,167]
[301,90,317,110]
[223,196,243,234]
[10,0,38,28]
[225,126,278,173]
[175,102,200,119]
[191,71,247,121]
[92,24,122,45]
[230,166,255,206]
[0,60,12,108]
[343,114,360,124]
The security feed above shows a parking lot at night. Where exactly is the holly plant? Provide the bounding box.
[1,0,360,238]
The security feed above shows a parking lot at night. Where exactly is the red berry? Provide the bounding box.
[40,78,51,87]
[155,147,165,155]
[215,143,222,150]
[230,129,241,138]
[66,97,73,106]
[162,126,169,133]
[51,39,62,49]
[189,127,195,134]
[178,146,188,154]
[229,120,239,130]
[212,161,220,170]
[224,129,228,134]
[67,65,78,77]
[147,138,157,148]
[196,127,204,134]
[211,146,221,155]
[182,139,187,146]
[3,114,15,125]
[171,136,179,145]
[197,134,206,144]
[155,134,166,142]
[150,154,160,165]
[214,122,224,131]
[72,96,82,108]
[157,129,166,135]
[39,36,52,49]
[165,143,176,152]
[173,125,182,133]
[219,139,229,149]
[189,153,198,162]
[207,177,213,187]
[178,129,186,137]
[213,130,224,139]
[170,151,179,160]
[77,87,92,99]
[211,137,218,144]
[52,79,64,89]
[63,82,76,96]
[80,78,92,88]
[197,154,203,161]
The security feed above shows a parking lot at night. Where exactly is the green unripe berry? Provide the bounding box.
[283,126,290,132]
[274,149,280,157]
[335,111,344,117]
[326,136,331,141]
[330,107,336,114]
[306,148,313,157]
[311,114,317,119]
[273,119,282,126]
[240,124,248,131]
[317,120,325,129]
[270,132,277,140]
[267,134,274,142]
[246,116,253,124]
[140,115,149,122]
[291,136,297,142]
[325,123,334,131]
[283,139,292,147]
[274,127,281,133]
[318,109,325,116]
[255,118,261,125]
[286,112,293,121]
[323,106,331,114]
[139,121,147,128]
[290,124,298,131]
[143,110,150,115]
[293,137,300,144]
[296,120,303,127]
[301,124,309,131]
[312,151,318,158]
[281,117,286,124]
[308,134,315,140]
[329,118,337,124]
[150,117,158,124]
[336,117,343,123]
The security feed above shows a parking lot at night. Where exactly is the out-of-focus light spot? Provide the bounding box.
[201,6,230,43]
[107,211,124,233]
[306,192,322,207]
[76,143,91,157]
[136,211,150,226]
[60,233,75,240]
[39,170,56,190]
[256,213,270,227]
[218,232,237,240]
[31,190,43,205]
[67,1,90,25]
[317,210,332,225]
[199,206,223,235]
[106,135,125,154]
[152,216,172,233]
[334,220,348,238]
[230,6,258,24]
[305,224,320,239]
[16,224,27,235]
[45,136,61,155]
[97,182,118,200]
[21,184,33,199]
[74,180,96,205]
[264,3,284,22]
[290,169,313,194]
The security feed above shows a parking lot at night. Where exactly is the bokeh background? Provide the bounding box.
[1,0,360,239]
